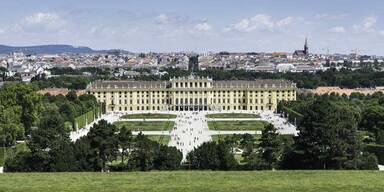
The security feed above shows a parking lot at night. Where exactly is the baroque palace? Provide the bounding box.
[86,75,297,112]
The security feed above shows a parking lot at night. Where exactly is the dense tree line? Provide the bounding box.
[147,68,384,89]
[279,92,384,145]
[31,75,93,90]
[186,94,381,170]
[5,120,182,172]
[0,83,40,146]
[29,67,384,89]
[50,67,111,76]
[277,93,383,169]
[0,83,99,147]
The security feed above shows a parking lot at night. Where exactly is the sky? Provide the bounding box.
[1,0,384,55]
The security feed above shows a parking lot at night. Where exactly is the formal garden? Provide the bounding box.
[206,113,260,118]
[208,121,267,131]
[120,113,177,119]
[113,121,175,131]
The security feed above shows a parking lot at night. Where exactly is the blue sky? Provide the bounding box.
[1,0,384,55]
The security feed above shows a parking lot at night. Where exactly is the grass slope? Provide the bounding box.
[0,171,383,192]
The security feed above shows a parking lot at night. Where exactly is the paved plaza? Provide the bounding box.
[70,110,298,159]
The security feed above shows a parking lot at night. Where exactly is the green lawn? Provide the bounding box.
[206,113,260,118]
[114,121,174,131]
[211,134,261,143]
[0,143,28,166]
[208,121,267,131]
[139,135,171,146]
[120,113,177,119]
[0,171,383,192]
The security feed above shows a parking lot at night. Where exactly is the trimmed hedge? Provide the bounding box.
[365,144,384,164]
[74,106,103,129]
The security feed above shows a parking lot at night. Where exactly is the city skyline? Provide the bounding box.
[1,0,384,55]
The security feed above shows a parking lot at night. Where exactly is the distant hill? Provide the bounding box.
[0,44,130,55]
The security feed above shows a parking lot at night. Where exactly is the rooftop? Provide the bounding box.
[87,79,296,90]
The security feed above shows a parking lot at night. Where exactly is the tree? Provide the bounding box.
[0,107,24,146]
[59,103,76,123]
[128,133,156,171]
[66,90,78,101]
[73,136,95,171]
[283,98,363,169]
[238,134,257,160]
[186,141,236,170]
[118,126,133,164]
[87,120,118,171]
[216,141,237,170]
[360,105,384,142]
[153,145,183,170]
[258,123,282,170]
[0,83,41,137]
[29,106,67,152]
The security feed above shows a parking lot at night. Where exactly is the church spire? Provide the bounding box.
[304,38,309,55]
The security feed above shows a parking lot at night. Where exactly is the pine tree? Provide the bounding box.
[259,123,282,170]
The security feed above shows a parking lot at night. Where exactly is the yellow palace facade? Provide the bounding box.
[86,76,297,112]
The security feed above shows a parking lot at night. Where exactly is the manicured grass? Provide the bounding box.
[1,171,384,192]
[0,143,28,166]
[114,121,174,131]
[206,113,260,118]
[211,134,261,143]
[208,121,267,131]
[121,113,177,119]
[137,135,171,146]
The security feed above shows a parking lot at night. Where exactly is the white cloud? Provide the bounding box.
[22,12,66,31]
[315,13,347,20]
[229,15,302,32]
[156,14,170,25]
[329,26,346,33]
[231,14,274,32]
[193,22,212,32]
[25,12,60,25]
[276,17,296,28]
[353,16,377,33]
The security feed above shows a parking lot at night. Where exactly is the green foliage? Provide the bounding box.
[0,83,40,145]
[87,120,119,171]
[186,141,237,170]
[360,105,384,142]
[5,106,76,172]
[32,75,92,90]
[258,124,283,169]
[365,144,384,164]
[117,126,133,165]
[281,97,375,170]
[131,68,384,89]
